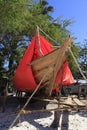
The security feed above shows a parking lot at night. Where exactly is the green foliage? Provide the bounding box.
[79,40,87,77]
[0,0,31,34]
[0,0,80,88]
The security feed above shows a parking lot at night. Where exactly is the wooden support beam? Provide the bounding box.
[68,47,87,83]
[36,25,43,56]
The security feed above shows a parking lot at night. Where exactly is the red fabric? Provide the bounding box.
[13,35,53,91]
[56,61,75,85]
[13,35,75,91]
[54,61,75,93]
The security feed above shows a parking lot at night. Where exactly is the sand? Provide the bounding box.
[0,97,87,130]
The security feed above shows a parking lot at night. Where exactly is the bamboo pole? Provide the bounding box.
[36,25,43,56]
[68,47,87,82]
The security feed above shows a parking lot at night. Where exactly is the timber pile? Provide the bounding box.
[38,95,87,111]
[1,94,87,112]
[72,97,86,107]
[0,94,87,130]
[59,96,86,109]
[0,93,87,113]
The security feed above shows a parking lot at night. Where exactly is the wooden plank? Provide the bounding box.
[62,97,75,106]
[73,98,86,106]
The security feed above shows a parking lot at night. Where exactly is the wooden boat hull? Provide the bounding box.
[30,48,67,87]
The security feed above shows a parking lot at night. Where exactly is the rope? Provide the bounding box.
[68,47,87,82]
[39,27,59,45]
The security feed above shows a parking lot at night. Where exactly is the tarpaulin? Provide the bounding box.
[13,35,53,91]
[13,35,75,91]
[56,61,75,85]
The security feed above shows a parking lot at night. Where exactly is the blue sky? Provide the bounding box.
[47,0,87,44]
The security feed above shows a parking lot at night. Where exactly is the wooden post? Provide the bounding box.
[36,25,43,57]
[61,110,69,129]
[2,81,8,112]
[0,78,8,112]
[78,84,81,99]
[51,110,61,129]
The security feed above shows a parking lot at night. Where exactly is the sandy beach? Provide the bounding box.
[0,97,87,130]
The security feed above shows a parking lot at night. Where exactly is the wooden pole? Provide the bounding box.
[68,47,87,82]
[36,25,43,56]
[2,87,7,112]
